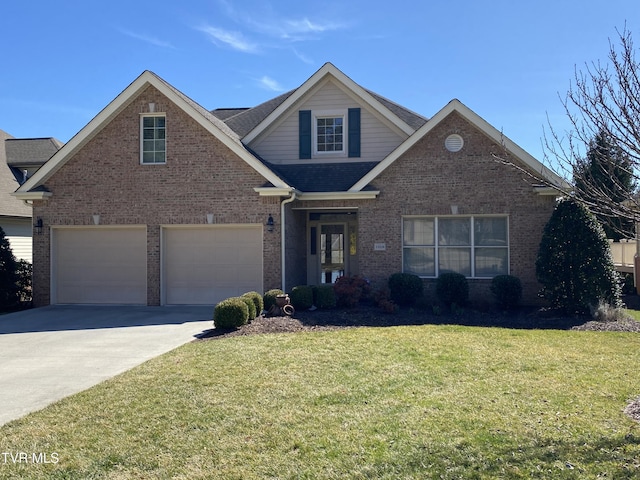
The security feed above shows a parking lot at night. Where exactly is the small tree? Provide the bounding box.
[536,198,621,313]
[573,130,635,239]
[0,226,19,309]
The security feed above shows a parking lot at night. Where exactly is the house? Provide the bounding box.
[0,131,61,262]
[14,63,562,307]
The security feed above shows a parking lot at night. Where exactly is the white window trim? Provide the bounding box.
[401,215,510,279]
[140,113,166,165]
[313,109,347,158]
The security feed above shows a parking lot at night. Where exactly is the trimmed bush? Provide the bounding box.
[240,295,257,321]
[436,272,469,307]
[242,291,264,315]
[213,297,249,329]
[490,275,522,309]
[334,275,371,308]
[263,289,284,311]
[290,285,314,310]
[315,285,336,309]
[388,272,423,306]
[536,198,622,313]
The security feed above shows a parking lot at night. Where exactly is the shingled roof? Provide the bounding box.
[5,137,63,166]
[0,130,31,217]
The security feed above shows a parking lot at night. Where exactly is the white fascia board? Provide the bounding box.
[243,63,414,144]
[253,187,295,196]
[12,191,53,201]
[350,99,566,192]
[296,191,380,201]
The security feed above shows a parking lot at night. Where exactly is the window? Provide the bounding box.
[299,108,360,159]
[402,216,508,278]
[141,115,166,164]
[315,113,344,154]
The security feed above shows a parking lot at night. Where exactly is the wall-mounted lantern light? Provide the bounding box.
[266,214,275,232]
[34,217,43,235]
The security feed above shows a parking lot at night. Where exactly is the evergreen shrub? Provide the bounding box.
[242,291,264,315]
[436,272,469,307]
[213,297,249,328]
[315,285,336,309]
[490,275,522,309]
[388,272,423,306]
[536,198,622,313]
[290,285,314,310]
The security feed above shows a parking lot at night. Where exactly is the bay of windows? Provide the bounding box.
[402,216,508,278]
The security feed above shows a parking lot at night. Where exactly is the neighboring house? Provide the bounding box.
[14,63,562,307]
[0,131,61,262]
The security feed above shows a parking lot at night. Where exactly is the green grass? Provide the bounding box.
[624,308,640,322]
[1,325,640,479]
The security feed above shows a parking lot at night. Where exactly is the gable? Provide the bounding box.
[248,78,409,165]
[350,99,565,194]
[15,71,290,200]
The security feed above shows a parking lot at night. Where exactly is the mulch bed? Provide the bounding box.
[195,301,640,423]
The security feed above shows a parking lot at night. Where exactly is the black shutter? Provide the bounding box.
[299,110,312,159]
[348,108,361,158]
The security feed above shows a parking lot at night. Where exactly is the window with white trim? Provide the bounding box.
[314,110,345,155]
[141,115,166,164]
[402,216,509,278]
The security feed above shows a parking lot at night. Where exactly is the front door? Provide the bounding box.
[320,224,345,283]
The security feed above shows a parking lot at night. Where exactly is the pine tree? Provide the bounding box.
[0,226,19,309]
[536,198,622,313]
[573,130,636,240]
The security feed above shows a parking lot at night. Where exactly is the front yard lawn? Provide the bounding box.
[1,323,639,479]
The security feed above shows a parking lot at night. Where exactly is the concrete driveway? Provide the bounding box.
[0,305,213,426]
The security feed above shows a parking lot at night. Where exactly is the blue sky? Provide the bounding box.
[1,0,637,168]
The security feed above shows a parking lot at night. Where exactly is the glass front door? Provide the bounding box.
[320,224,345,284]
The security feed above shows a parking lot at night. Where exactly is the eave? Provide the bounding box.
[11,191,53,202]
[296,191,380,201]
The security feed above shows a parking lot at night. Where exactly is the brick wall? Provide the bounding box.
[32,85,282,306]
[356,111,555,305]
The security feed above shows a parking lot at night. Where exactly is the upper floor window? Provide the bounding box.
[402,216,509,278]
[316,115,344,154]
[141,115,166,164]
[299,108,360,159]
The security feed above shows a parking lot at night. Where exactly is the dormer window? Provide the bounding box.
[315,113,344,154]
[299,108,360,160]
[141,115,166,164]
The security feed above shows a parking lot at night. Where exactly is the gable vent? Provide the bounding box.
[445,134,464,152]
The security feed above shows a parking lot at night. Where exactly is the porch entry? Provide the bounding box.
[306,211,358,285]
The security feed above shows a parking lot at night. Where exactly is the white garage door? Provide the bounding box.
[163,225,263,305]
[52,227,147,304]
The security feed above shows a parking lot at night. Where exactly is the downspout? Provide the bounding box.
[280,191,297,291]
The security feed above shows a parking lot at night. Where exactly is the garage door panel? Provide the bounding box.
[53,228,147,305]
[163,226,263,305]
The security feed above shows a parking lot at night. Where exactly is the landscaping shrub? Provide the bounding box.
[373,288,397,314]
[242,291,264,315]
[290,285,314,310]
[536,198,622,313]
[263,289,284,311]
[315,285,336,309]
[240,295,257,321]
[388,272,423,306]
[436,272,469,307]
[0,226,19,310]
[213,297,249,329]
[490,275,522,309]
[333,275,371,308]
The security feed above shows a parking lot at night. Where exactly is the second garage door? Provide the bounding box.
[162,225,263,305]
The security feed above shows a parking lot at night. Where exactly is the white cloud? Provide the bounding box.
[118,28,176,49]
[258,76,285,92]
[197,25,259,53]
